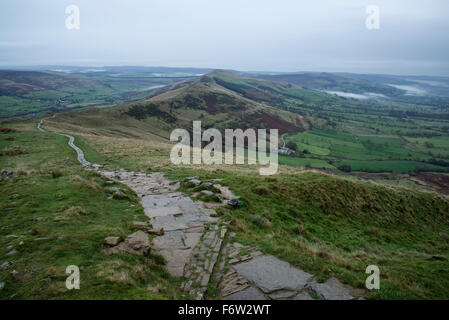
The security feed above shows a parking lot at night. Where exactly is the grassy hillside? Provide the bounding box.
[43,70,308,140]
[0,120,184,299]
[21,117,449,300]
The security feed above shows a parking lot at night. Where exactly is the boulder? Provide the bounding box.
[125,231,151,256]
[104,236,121,246]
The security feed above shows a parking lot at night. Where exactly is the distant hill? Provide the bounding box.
[0,70,104,96]
[0,69,190,118]
[255,72,405,97]
[47,70,309,139]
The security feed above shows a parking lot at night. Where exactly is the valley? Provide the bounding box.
[1,68,449,300]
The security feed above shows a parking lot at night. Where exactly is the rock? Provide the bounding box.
[11,194,19,199]
[108,187,128,199]
[309,277,354,300]
[185,176,199,181]
[201,190,215,197]
[214,184,238,200]
[201,274,211,287]
[201,182,213,188]
[6,245,13,250]
[10,270,18,276]
[132,221,148,229]
[251,251,263,259]
[151,212,209,232]
[125,231,151,256]
[187,179,201,186]
[224,286,267,300]
[292,292,314,300]
[0,261,11,270]
[227,200,241,209]
[147,228,164,236]
[34,237,51,241]
[0,282,5,290]
[103,242,140,256]
[220,273,250,297]
[268,290,296,300]
[6,249,17,256]
[104,236,121,246]
[35,217,44,222]
[233,255,313,294]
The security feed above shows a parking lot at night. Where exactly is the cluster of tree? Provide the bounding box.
[124,103,176,123]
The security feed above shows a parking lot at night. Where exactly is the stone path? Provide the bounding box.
[37,120,365,300]
[94,172,364,301]
[218,240,363,300]
[100,170,221,278]
[98,170,238,300]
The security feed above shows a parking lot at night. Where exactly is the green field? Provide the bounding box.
[0,71,187,118]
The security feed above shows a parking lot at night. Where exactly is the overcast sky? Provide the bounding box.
[1,0,448,75]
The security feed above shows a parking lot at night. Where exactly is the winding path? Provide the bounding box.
[281,133,286,148]
[37,119,91,167]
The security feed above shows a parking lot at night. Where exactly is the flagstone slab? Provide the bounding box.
[309,277,354,300]
[224,286,267,300]
[233,255,313,294]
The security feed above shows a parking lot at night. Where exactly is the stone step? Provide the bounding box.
[181,223,228,300]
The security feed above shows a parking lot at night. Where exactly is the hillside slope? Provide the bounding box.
[46,70,309,139]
